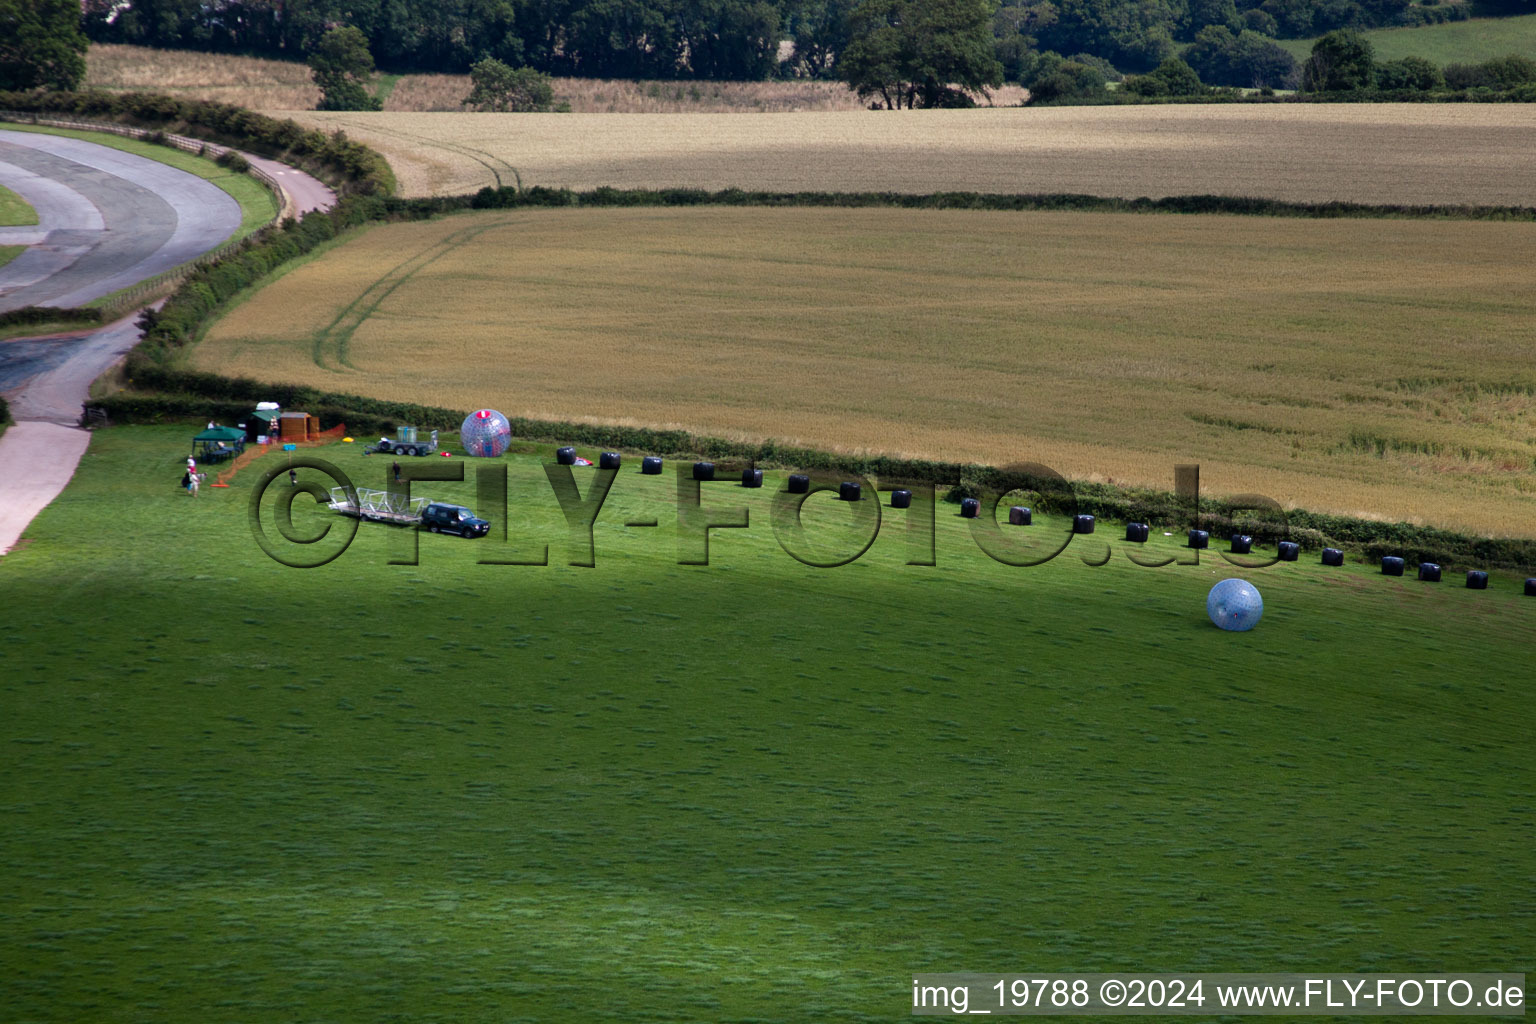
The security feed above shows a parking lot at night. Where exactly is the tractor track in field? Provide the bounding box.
[311,217,516,372]
[320,116,520,191]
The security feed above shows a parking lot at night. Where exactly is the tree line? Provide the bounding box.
[75,0,1529,80]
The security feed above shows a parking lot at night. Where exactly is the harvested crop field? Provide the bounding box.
[283,104,1536,203]
[197,206,1536,536]
[84,44,1009,114]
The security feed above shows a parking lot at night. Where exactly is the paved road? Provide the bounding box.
[0,129,336,556]
[0,130,243,311]
[246,151,336,220]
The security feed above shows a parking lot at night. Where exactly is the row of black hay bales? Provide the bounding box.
[551,447,1536,592]
[1378,555,1534,591]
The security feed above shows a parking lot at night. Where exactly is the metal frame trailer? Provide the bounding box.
[328,487,429,525]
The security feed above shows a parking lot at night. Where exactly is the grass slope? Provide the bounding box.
[1,122,278,241]
[195,206,1536,538]
[0,243,22,271]
[1279,13,1536,63]
[0,181,38,225]
[1,424,1532,1021]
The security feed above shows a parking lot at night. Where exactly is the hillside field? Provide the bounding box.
[1279,12,1536,64]
[1,425,1532,1021]
[196,207,1536,537]
[282,104,1536,201]
[83,44,1019,115]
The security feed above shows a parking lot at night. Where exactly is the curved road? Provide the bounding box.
[0,128,336,555]
[0,130,241,309]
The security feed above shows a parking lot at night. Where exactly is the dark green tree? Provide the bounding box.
[790,0,856,77]
[676,0,782,79]
[310,25,383,110]
[1183,0,1241,37]
[1184,25,1297,88]
[463,57,556,110]
[0,0,89,91]
[840,0,1003,108]
[1124,55,1207,95]
[1037,0,1179,71]
[1024,57,1107,102]
[1300,28,1373,90]
[1480,53,1536,87]
[1373,55,1441,90]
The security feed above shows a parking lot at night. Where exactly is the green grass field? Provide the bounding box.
[0,243,22,271]
[1279,13,1536,64]
[1,122,278,241]
[0,181,38,226]
[2,425,1531,1021]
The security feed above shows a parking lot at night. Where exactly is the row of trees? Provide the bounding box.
[1301,28,1536,90]
[1023,30,1536,104]
[79,0,1529,80]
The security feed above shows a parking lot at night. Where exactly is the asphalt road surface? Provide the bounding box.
[0,129,336,555]
[0,129,243,311]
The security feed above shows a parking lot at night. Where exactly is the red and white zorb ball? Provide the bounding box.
[460,409,512,458]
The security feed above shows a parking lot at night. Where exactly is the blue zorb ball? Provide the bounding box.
[460,409,511,458]
[1208,578,1263,631]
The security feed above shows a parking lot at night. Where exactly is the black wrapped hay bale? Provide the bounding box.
[1278,540,1300,561]
[1125,522,1149,542]
[1381,556,1405,577]
[839,481,861,502]
[1466,571,1489,590]
[1188,529,1209,549]
[1010,506,1033,527]
[741,469,763,488]
[787,473,809,494]
[960,498,980,519]
[1230,534,1253,555]
[641,456,663,475]
[693,461,715,481]
[599,451,621,470]
[1073,514,1095,534]
[891,489,912,509]
[1418,562,1442,582]
[1322,548,1344,566]
[1525,578,1536,596]
[556,446,576,466]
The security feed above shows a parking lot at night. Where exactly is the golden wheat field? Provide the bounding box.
[197,207,1536,535]
[281,104,1536,202]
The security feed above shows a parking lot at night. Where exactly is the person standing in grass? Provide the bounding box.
[392,459,401,483]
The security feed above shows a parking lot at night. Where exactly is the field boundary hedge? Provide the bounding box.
[464,185,1536,221]
[28,89,1525,571]
[96,369,1536,572]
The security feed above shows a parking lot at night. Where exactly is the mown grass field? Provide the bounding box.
[1,424,1531,1021]
[196,207,1536,537]
[0,244,22,271]
[0,181,38,225]
[1279,12,1536,64]
[283,104,1536,202]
